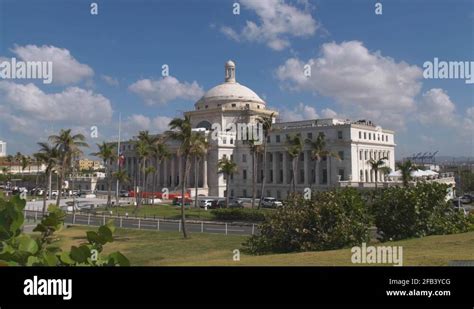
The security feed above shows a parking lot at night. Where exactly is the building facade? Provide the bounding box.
[116,61,396,199]
[0,140,6,157]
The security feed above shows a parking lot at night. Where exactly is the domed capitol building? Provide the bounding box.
[117,61,396,199]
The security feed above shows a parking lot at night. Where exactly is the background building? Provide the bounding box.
[77,159,103,171]
[114,61,397,199]
[0,140,6,157]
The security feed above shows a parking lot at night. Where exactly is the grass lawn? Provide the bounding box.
[95,204,216,221]
[52,225,474,266]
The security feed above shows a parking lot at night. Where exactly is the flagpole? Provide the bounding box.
[115,112,121,206]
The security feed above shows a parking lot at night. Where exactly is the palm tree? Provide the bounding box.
[32,153,42,186]
[367,157,390,188]
[5,155,13,177]
[135,131,157,207]
[188,132,209,208]
[166,116,193,238]
[48,129,88,207]
[397,160,415,187]
[217,156,238,208]
[113,169,129,207]
[150,139,170,206]
[91,142,116,209]
[246,139,262,208]
[285,135,304,193]
[134,139,151,211]
[36,142,59,215]
[306,133,325,188]
[14,152,22,176]
[21,155,30,175]
[256,112,275,208]
[306,132,339,189]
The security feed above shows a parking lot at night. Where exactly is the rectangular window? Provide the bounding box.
[338,131,343,139]
[364,132,367,139]
[243,189,247,197]
[338,151,344,160]
[322,169,328,184]
[267,136,271,143]
[276,135,281,143]
[243,169,247,180]
[359,150,362,160]
[307,132,313,139]
[339,169,345,181]
[242,154,247,163]
[359,131,362,139]
[300,169,304,182]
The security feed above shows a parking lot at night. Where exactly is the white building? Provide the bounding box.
[0,140,6,157]
[116,60,397,199]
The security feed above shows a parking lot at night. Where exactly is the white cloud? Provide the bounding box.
[129,76,204,105]
[123,114,172,136]
[0,81,113,137]
[280,102,319,121]
[321,108,337,118]
[220,0,318,51]
[101,75,119,86]
[418,88,456,126]
[11,44,94,85]
[276,41,423,129]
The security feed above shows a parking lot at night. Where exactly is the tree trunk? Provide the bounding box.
[181,155,188,238]
[252,152,256,209]
[292,158,297,193]
[56,171,63,207]
[48,171,52,203]
[152,158,157,206]
[226,176,230,208]
[42,170,50,215]
[194,156,199,209]
[258,144,267,209]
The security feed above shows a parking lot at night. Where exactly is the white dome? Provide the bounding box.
[198,82,265,105]
[195,60,265,108]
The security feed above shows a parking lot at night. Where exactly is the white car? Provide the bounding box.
[199,199,214,208]
[261,197,283,208]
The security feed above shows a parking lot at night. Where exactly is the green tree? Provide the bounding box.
[167,116,193,238]
[256,112,275,209]
[113,169,130,207]
[188,132,209,208]
[48,129,88,207]
[217,156,238,208]
[285,134,304,193]
[367,157,390,188]
[149,139,170,205]
[396,160,416,187]
[306,132,339,189]
[246,139,263,208]
[36,142,59,215]
[91,142,116,209]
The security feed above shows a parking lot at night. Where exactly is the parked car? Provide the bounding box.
[261,197,283,208]
[199,199,214,208]
[172,197,192,206]
[119,190,130,197]
[460,195,472,204]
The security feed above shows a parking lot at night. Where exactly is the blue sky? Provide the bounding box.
[0,0,473,158]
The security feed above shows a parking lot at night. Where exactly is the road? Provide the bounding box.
[24,210,257,236]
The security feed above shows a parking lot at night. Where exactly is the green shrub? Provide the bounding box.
[211,208,266,222]
[0,195,129,266]
[243,188,371,255]
[371,182,469,241]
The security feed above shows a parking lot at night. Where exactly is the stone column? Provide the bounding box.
[203,155,208,188]
[303,150,309,186]
[170,155,176,187]
[272,151,278,184]
[163,158,168,187]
